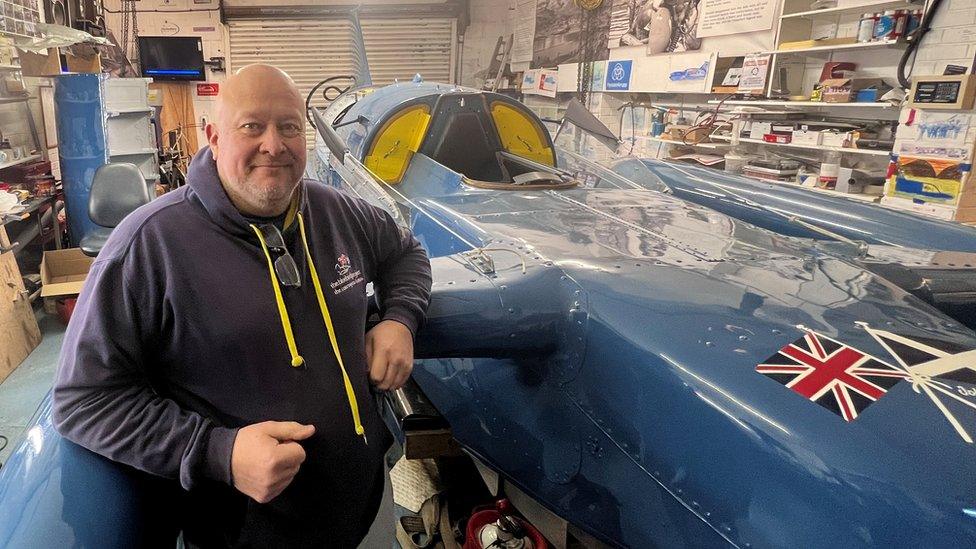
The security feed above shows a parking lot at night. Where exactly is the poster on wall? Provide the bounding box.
[533,0,612,68]
[889,157,970,205]
[605,60,633,90]
[607,0,702,54]
[737,53,770,93]
[666,52,713,92]
[522,69,559,97]
[696,0,776,38]
[512,0,537,64]
[897,112,973,160]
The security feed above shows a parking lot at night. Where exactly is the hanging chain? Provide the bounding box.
[120,0,140,65]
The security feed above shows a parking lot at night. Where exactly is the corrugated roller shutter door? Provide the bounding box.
[228,18,456,144]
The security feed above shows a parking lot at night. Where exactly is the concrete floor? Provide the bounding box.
[0,310,64,465]
[0,307,397,547]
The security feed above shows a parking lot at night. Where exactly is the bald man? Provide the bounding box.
[52,65,432,547]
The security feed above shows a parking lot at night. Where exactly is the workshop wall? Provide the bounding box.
[103,0,226,148]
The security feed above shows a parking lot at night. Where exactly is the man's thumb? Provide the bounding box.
[260,421,315,442]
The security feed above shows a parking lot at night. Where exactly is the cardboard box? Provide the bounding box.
[822,131,851,148]
[821,78,853,103]
[40,248,93,298]
[18,47,101,77]
[0,227,41,383]
[749,122,772,140]
[792,129,822,146]
[880,196,958,221]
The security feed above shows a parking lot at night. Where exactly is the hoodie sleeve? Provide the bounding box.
[358,203,432,336]
[52,256,238,491]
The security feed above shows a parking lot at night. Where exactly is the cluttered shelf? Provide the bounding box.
[644,137,731,150]
[781,0,922,19]
[0,154,39,171]
[705,99,896,109]
[709,135,891,156]
[764,38,905,56]
[747,176,882,202]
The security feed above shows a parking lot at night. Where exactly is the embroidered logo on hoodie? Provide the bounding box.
[331,253,364,295]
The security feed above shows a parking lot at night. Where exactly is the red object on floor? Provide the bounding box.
[56,297,77,324]
[463,499,549,549]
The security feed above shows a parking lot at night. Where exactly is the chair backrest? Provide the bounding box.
[88,163,151,227]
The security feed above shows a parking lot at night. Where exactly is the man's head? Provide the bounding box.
[206,64,307,217]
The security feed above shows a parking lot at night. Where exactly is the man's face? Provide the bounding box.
[207,86,307,216]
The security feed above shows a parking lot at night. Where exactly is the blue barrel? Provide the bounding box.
[54,73,108,247]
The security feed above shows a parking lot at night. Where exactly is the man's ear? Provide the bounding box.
[205,122,219,159]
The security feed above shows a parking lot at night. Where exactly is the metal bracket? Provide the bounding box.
[462,249,496,275]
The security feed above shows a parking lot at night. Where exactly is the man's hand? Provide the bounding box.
[231,421,315,503]
[365,320,414,391]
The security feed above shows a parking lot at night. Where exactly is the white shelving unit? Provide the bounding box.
[706,99,895,109]
[645,136,731,150]
[0,154,40,170]
[765,38,905,57]
[711,135,891,156]
[750,176,882,202]
[781,0,921,19]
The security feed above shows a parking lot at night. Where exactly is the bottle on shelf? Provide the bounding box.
[818,151,841,189]
[857,13,875,43]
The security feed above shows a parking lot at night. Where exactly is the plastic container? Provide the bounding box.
[905,9,922,36]
[857,13,875,42]
[819,151,841,189]
[874,10,896,41]
[892,9,907,39]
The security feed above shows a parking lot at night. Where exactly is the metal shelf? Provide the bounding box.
[0,153,40,170]
[706,99,896,109]
[747,177,882,202]
[110,148,158,156]
[711,135,891,156]
[0,64,21,72]
[781,0,921,19]
[0,95,31,104]
[645,137,731,150]
[766,38,905,56]
[107,107,154,117]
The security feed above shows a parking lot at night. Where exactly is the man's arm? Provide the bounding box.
[52,258,237,490]
[358,204,432,390]
[366,212,432,337]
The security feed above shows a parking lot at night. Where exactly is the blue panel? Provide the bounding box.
[54,74,107,246]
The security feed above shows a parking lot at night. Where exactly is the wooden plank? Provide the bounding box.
[149,82,199,155]
[0,227,41,384]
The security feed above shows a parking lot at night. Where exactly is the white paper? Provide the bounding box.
[896,112,973,159]
[511,0,537,64]
[538,68,558,97]
[697,0,777,39]
[737,53,770,93]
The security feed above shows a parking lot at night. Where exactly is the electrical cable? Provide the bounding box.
[897,0,945,89]
[681,93,734,145]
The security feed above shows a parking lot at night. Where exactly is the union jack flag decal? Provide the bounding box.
[757,329,907,422]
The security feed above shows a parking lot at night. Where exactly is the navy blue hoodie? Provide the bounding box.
[53,148,431,547]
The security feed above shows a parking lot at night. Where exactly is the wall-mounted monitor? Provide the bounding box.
[138,36,205,81]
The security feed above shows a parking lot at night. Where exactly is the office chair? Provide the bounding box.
[79,163,151,257]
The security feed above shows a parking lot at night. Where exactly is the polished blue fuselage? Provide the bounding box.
[2,81,976,549]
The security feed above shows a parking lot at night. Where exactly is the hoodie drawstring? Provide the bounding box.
[249,213,367,444]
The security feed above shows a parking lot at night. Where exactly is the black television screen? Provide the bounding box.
[138,36,205,81]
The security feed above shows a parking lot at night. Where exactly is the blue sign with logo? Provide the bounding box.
[605,60,632,91]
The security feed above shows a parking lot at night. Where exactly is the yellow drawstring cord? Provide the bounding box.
[249,217,367,445]
[297,212,367,443]
[250,224,305,368]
